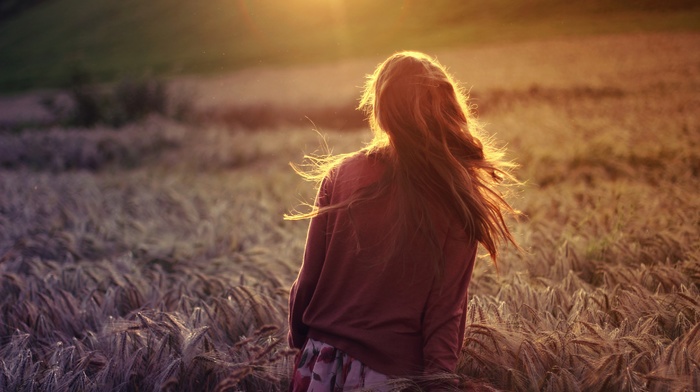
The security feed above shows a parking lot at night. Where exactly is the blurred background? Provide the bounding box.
[1,0,698,129]
[1,0,698,90]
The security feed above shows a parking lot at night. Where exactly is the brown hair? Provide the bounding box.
[287,51,519,267]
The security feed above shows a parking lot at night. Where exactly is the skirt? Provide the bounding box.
[289,338,390,392]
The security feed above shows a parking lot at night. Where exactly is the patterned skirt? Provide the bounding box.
[289,338,391,392]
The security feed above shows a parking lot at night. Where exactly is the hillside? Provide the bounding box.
[1,0,699,92]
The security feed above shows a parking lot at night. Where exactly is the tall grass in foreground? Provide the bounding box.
[0,34,699,390]
[0,124,365,391]
[452,56,700,391]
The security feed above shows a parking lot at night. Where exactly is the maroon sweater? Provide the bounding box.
[288,152,477,377]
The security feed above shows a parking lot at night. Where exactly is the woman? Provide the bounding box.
[287,51,518,391]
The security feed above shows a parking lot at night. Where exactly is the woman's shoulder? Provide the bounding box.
[336,149,388,176]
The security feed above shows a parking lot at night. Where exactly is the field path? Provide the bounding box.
[1,32,698,124]
[181,32,700,109]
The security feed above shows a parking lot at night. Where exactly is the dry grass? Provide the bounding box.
[0,32,698,390]
[0,117,185,171]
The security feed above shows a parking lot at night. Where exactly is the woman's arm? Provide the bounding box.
[288,176,333,348]
[421,227,477,376]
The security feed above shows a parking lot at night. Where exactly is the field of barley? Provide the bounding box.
[0,32,699,391]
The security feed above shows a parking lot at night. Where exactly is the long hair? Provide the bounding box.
[287,51,519,267]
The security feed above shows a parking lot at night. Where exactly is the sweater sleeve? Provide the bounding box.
[421,226,476,377]
[288,176,333,349]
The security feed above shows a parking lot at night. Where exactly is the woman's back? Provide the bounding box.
[289,151,477,377]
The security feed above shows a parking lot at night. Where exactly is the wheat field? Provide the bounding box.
[0,32,699,391]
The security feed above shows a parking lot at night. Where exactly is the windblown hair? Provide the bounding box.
[287,51,519,267]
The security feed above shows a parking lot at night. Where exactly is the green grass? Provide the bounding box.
[1,0,699,92]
